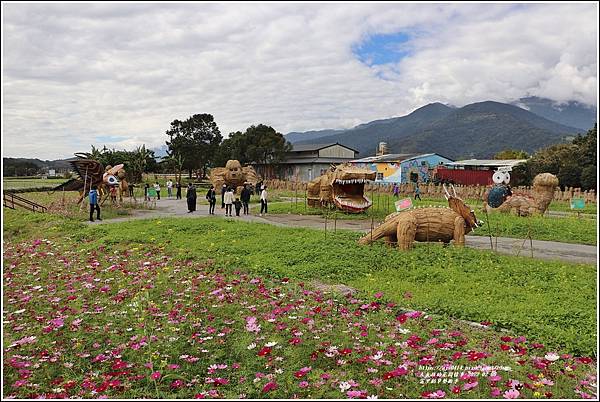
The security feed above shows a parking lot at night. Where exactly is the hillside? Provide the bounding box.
[288,101,581,159]
[512,97,597,131]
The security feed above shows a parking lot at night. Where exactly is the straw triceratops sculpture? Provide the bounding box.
[358,184,482,250]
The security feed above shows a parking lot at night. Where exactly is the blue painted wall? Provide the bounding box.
[400,154,453,183]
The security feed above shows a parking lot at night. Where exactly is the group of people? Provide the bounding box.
[143,179,183,201]
[392,182,422,201]
[186,182,268,216]
[87,178,269,221]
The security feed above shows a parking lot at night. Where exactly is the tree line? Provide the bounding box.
[76,114,291,183]
[496,124,596,190]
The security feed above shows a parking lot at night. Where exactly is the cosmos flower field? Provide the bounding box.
[2,212,597,399]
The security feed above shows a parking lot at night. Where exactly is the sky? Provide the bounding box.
[2,2,598,160]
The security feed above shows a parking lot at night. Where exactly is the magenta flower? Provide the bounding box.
[262,381,278,393]
[150,371,161,380]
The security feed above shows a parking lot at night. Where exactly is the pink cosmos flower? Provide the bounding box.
[490,388,501,397]
[150,371,161,380]
[50,318,64,328]
[422,390,446,399]
[347,390,366,398]
[504,389,520,399]
[374,292,384,299]
[298,381,309,388]
[462,381,478,391]
[171,379,184,388]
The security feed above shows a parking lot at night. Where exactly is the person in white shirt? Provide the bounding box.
[224,187,235,216]
[260,185,268,216]
[166,179,173,198]
[154,182,161,200]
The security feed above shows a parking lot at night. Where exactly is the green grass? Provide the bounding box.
[3,178,68,190]
[263,199,597,245]
[10,191,149,220]
[5,209,595,355]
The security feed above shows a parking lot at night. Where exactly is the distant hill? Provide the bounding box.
[512,97,597,131]
[287,101,582,159]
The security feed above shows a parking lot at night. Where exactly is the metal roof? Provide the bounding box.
[255,157,356,165]
[291,142,359,153]
[351,153,446,163]
[447,159,527,168]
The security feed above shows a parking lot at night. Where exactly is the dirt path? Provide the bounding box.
[89,198,597,264]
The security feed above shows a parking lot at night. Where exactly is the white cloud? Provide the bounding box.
[2,3,597,159]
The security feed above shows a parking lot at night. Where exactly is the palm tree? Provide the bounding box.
[128,145,152,183]
[164,152,185,183]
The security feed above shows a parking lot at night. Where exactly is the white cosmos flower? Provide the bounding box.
[247,343,257,350]
[339,381,351,392]
[545,352,560,361]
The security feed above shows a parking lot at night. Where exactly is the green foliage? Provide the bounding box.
[2,159,41,176]
[493,149,529,159]
[216,124,292,166]
[165,114,223,178]
[83,144,157,183]
[520,124,597,190]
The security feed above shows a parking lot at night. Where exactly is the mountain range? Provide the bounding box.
[287,99,595,159]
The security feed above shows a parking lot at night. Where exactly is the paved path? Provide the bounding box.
[89,198,597,264]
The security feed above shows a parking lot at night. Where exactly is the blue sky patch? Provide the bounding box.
[353,32,413,66]
[95,135,128,143]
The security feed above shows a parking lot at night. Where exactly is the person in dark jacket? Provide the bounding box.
[88,185,101,222]
[241,183,251,215]
[176,181,182,200]
[221,184,227,209]
[206,185,217,215]
[187,183,197,213]
[234,198,242,217]
[255,180,263,196]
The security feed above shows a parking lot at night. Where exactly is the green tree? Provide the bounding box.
[215,124,291,166]
[128,145,155,183]
[493,149,529,159]
[519,124,596,190]
[163,152,185,183]
[165,114,223,178]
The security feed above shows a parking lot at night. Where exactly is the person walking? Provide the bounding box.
[255,180,263,196]
[260,185,268,216]
[221,184,227,209]
[166,179,173,198]
[144,183,150,201]
[241,183,251,215]
[88,185,102,222]
[224,187,234,216]
[414,183,422,201]
[154,181,161,200]
[186,183,197,213]
[393,183,399,199]
[206,185,217,215]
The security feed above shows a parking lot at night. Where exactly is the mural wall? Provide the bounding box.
[352,154,453,184]
[400,155,453,183]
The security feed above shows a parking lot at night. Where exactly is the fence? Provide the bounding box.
[264,179,597,203]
